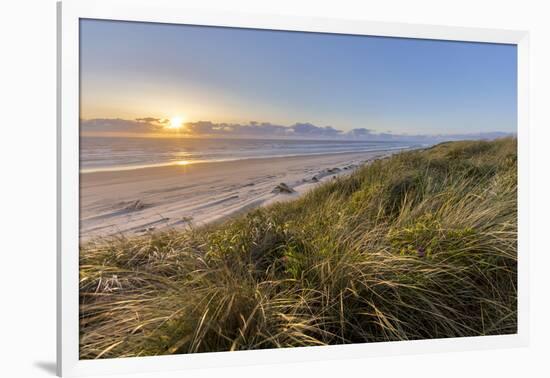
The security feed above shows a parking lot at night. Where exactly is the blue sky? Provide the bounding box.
[80,19,517,136]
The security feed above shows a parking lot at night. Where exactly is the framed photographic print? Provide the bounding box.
[57,0,529,376]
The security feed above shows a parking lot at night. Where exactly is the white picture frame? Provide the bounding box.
[57,0,530,376]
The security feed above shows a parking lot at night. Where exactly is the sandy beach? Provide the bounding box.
[80,150,403,240]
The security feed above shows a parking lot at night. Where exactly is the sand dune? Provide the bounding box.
[79,150,404,241]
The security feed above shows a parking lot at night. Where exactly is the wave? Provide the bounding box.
[80,136,422,174]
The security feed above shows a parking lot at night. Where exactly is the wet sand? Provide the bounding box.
[80,150,404,241]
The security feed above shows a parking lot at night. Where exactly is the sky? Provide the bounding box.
[80,19,517,139]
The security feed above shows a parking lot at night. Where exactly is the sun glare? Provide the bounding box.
[169,116,185,129]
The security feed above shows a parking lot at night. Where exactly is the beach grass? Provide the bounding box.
[79,137,517,358]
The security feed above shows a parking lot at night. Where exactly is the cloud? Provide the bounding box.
[81,117,180,135]
[135,117,171,126]
[347,128,374,137]
[164,121,344,138]
[80,117,513,142]
[80,118,158,133]
[290,123,343,137]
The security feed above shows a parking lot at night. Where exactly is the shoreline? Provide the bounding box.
[80,148,412,241]
[79,145,418,174]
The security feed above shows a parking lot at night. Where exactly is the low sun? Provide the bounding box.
[168,116,185,129]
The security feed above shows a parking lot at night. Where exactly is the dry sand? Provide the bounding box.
[80,150,401,241]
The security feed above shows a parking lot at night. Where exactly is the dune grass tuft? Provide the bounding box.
[79,138,517,359]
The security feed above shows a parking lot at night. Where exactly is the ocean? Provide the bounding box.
[80,136,420,173]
